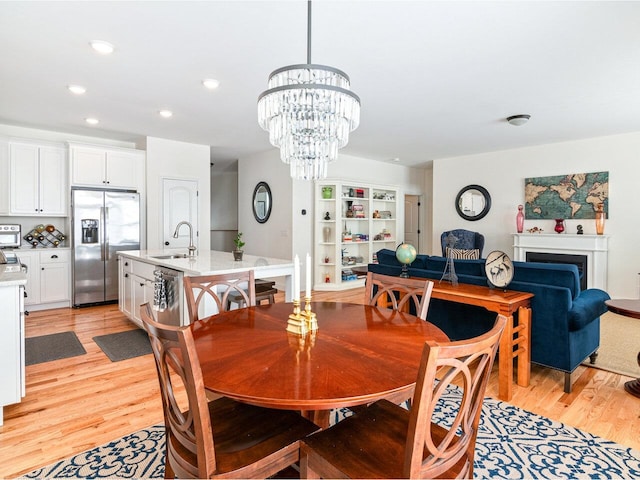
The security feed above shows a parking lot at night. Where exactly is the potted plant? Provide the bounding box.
[233,232,245,261]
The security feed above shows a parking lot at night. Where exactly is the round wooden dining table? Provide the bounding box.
[190,301,448,426]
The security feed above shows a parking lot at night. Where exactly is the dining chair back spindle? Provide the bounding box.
[183,270,256,323]
[365,272,434,320]
[140,303,319,479]
[300,314,507,479]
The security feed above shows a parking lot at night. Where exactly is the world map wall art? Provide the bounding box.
[524,171,609,219]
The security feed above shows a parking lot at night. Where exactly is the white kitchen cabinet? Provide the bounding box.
[0,281,25,426]
[0,140,9,214]
[119,257,154,328]
[314,181,401,291]
[9,142,67,216]
[69,143,145,190]
[39,250,70,304]
[120,258,134,318]
[19,249,71,310]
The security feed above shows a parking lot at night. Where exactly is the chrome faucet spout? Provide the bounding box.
[173,221,197,256]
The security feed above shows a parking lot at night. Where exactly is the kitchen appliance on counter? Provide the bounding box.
[72,188,140,306]
[0,224,21,249]
[0,251,24,273]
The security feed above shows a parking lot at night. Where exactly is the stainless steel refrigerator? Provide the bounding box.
[72,188,140,306]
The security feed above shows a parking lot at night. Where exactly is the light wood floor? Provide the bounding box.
[1,288,638,478]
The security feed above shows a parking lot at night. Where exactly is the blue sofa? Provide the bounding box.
[369,249,611,393]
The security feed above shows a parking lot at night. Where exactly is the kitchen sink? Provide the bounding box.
[150,254,189,260]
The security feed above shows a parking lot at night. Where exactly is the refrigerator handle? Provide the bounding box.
[104,206,110,261]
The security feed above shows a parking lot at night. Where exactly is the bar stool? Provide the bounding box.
[227,279,278,309]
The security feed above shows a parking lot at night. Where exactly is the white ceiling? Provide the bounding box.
[2,1,640,172]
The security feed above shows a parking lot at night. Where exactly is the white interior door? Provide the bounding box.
[404,194,421,252]
[163,178,198,250]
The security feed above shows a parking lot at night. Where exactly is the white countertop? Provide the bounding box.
[0,269,27,286]
[117,249,294,276]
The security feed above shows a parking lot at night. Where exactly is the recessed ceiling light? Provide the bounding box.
[68,84,86,95]
[506,114,531,126]
[85,117,99,125]
[392,157,400,163]
[159,110,173,118]
[202,78,220,90]
[90,40,114,55]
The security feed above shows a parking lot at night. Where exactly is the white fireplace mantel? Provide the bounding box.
[512,234,609,290]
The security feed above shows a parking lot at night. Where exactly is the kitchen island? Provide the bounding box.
[0,268,27,425]
[117,249,294,327]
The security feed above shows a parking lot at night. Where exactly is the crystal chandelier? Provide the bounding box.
[257,0,360,180]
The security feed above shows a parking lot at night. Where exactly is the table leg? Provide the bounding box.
[302,409,330,429]
[516,306,531,387]
[498,314,514,401]
[624,352,640,398]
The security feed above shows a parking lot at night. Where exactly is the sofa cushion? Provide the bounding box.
[512,261,580,299]
[446,247,480,260]
[376,248,401,267]
[375,249,428,269]
[424,256,486,278]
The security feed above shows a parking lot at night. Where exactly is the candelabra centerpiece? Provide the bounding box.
[287,253,318,335]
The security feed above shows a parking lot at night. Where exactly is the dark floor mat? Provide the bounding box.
[93,329,152,362]
[25,331,87,366]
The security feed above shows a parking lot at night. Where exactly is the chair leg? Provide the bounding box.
[299,450,320,479]
[589,351,598,364]
[564,371,573,393]
[164,455,174,479]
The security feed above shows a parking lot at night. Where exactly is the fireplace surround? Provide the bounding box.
[513,234,609,290]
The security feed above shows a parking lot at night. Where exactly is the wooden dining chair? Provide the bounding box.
[300,314,507,479]
[183,270,256,323]
[365,271,434,320]
[140,303,319,479]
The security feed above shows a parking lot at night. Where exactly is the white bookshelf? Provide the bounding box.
[314,181,401,290]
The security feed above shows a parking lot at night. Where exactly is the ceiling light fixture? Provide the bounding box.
[85,117,99,125]
[67,84,86,95]
[507,114,531,126]
[257,0,360,180]
[159,109,173,118]
[202,78,220,90]
[90,40,114,55]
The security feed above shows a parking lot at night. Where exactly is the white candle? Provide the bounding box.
[306,253,311,298]
[294,254,300,302]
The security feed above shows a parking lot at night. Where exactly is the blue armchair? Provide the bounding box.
[440,229,485,258]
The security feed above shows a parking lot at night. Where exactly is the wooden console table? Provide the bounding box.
[605,299,640,398]
[431,282,533,401]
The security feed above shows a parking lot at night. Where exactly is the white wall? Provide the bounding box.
[210,171,238,251]
[143,137,211,250]
[432,131,640,298]
[238,150,293,261]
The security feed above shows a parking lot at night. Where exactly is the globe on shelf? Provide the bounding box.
[395,243,417,278]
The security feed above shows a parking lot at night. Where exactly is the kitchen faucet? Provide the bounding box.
[173,221,197,256]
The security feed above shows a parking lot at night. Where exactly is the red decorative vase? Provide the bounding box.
[554,219,565,234]
[516,205,525,233]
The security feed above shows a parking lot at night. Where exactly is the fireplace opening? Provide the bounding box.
[526,252,588,291]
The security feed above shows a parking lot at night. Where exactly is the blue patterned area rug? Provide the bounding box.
[22,391,640,479]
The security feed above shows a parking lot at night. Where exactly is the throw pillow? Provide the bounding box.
[446,247,480,260]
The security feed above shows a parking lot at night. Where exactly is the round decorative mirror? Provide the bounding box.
[252,181,272,223]
[455,184,491,221]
